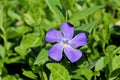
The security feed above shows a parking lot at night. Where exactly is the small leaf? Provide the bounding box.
[60,0,75,9]
[110,68,120,78]
[87,60,97,69]
[21,33,41,49]
[2,75,16,80]
[15,46,28,57]
[24,13,36,26]
[0,45,5,58]
[7,26,30,39]
[15,26,30,34]
[34,48,49,65]
[46,63,71,80]
[112,55,120,70]
[45,0,65,21]
[0,4,3,29]
[8,8,21,20]
[42,71,48,80]
[73,67,93,80]
[106,45,116,52]
[95,57,108,71]
[5,56,22,64]
[109,25,120,35]
[75,21,97,33]
[22,69,37,79]
[69,6,102,24]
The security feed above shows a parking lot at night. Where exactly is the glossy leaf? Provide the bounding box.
[75,21,97,33]
[110,68,120,79]
[34,48,49,65]
[0,45,5,58]
[15,46,28,57]
[109,25,120,35]
[5,56,22,64]
[2,75,16,80]
[45,0,65,21]
[24,13,36,26]
[60,0,75,9]
[0,4,3,29]
[20,33,41,49]
[73,67,93,80]
[22,69,37,79]
[95,57,108,71]
[69,6,102,24]
[112,55,120,70]
[7,26,30,39]
[46,63,71,80]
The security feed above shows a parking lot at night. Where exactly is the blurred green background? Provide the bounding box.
[0,0,120,80]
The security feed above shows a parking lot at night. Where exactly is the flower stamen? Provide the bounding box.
[63,39,69,46]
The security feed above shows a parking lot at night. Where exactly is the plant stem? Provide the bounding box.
[39,67,45,80]
[0,3,7,58]
[103,46,112,79]
[65,10,68,22]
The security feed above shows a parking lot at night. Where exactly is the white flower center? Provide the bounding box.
[63,39,70,47]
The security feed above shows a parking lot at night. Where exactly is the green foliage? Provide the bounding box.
[34,48,49,65]
[73,67,93,80]
[60,0,75,10]
[75,21,97,33]
[46,63,71,80]
[22,69,38,79]
[69,6,102,24]
[95,57,108,71]
[0,0,120,80]
[46,0,65,21]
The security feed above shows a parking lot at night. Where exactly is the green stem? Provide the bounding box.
[103,46,112,79]
[65,10,68,22]
[0,3,7,58]
[39,67,45,80]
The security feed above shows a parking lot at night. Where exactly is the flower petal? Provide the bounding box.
[61,22,74,40]
[45,29,63,42]
[70,33,87,47]
[64,46,82,63]
[49,43,63,61]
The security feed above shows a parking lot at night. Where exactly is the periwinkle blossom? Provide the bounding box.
[45,22,87,63]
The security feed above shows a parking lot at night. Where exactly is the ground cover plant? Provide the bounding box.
[0,0,120,80]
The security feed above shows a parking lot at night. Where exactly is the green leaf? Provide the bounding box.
[109,25,120,35]
[0,45,5,58]
[73,67,93,80]
[60,0,74,10]
[42,71,48,80]
[7,26,30,39]
[75,21,97,33]
[15,46,28,57]
[87,60,97,69]
[0,4,3,29]
[15,26,30,34]
[24,13,36,26]
[110,68,120,79]
[69,6,102,24]
[46,63,71,80]
[0,59,4,67]
[45,0,65,21]
[106,45,116,52]
[34,48,49,65]
[8,8,21,20]
[5,56,22,64]
[112,55,120,70]
[21,33,41,49]
[95,57,108,71]
[3,75,16,80]
[22,69,37,79]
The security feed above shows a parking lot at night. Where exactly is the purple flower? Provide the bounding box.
[45,22,87,63]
